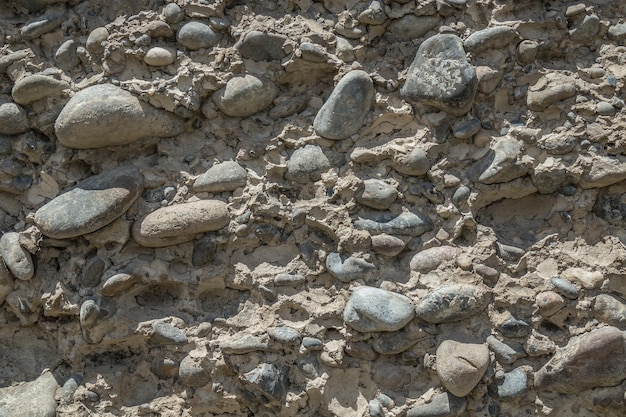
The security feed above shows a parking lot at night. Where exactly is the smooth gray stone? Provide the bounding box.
[302,337,323,350]
[34,166,144,239]
[163,3,184,23]
[61,375,81,403]
[286,145,331,183]
[551,276,578,299]
[20,10,66,40]
[86,27,109,55]
[406,392,466,417]
[392,148,430,176]
[354,211,433,236]
[268,326,301,345]
[326,253,376,282]
[55,84,184,149]
[500,317,531,338]
[608,23,626,41]
[0,371,59,417]
[151,322,188,345]
[344,286,415,332]
[101,273,137,296]
[0,232,34,281]
[213,74,279,117]
[235,30,287,61]
[452,118,481,139]
[0,102,29,135]
[487,336,526,364]
[82,256,107,287]
[451,185,470,205]
[12,74,69,105]
[493,368,527,398]
[268,95,309,119]
[55,39,80,71]
[191,237,216,267]
[79,299,100,328]
[415,284,489,323]
[464,26,519,53]
[410,246,459,273]
[569,14,600,43]
[314,70,374,139]
[534,326,626,393]
[357,179,398,210]
[274,273,306,286]
[194,161,247,192]
[372,330,420,355]
[300,42,327,62]
[401,34,477,116]
[369,399,384,417]
[179,355,210,387]
[243,363,288,403]
[597,101,616,116]
[177,21,219,50]
[385,15,440,42]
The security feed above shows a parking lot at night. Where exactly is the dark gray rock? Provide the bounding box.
[407,392,466,417]
[415,284,490,323]
[0,102,29,135]
[354,211,433,236]
[55,39,80,71]
[55,84,184,149]
[452,118,481,139]
[451,185,471,205]
[302,337,323,350]
[286,145,331,183]
[163,3,184,23]
[392,148,430,176]
[194,161,247,192]
[20,10,65,40]
[179,355,210,387]
[243,363,288,404]
[492,367,527,398]
[314,70,374,139]
[401,34,477,116]
[151,321,188,345]
[608,23,626,41]
[487,336,526,364]
[0,232,34,280]
[235,30,287,61]
[177,21,219,50]
[551,276,579,299]
[534,326,626,393]
[12,74,69,105]
[192,237,217,267]
[357,179,398,210]
[569,14,600,43]
[499,317,531,338]
[35,166,144,239]
[0,371,58,417]
[268,326,301,345]
[463,26,519,53]
[344,286,415,332]
[82,256,108,287]
[268,95,309,119]
[385,15,440,42]
[213,74,279,117]
[326,253,376,282]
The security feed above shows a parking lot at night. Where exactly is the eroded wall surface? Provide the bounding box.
[1,1,626,416]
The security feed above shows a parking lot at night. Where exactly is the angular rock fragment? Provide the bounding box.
[344,286,415,332]
[35,166,144,239]
[415,284,489,323]
[354,211,433,236]
[314,70,374,139]
[326,253,376,282]
[179,354,210,387]
[436,339,489,397]
[193,161,247,192]
[401,34,477,116]
[55,84,184,149]
[132,200,229,247]
[491,367,527,398]
[243,363,288,404]
[410,246,459,273]
[235,31,287,61]
[535,326,626,393]
[477,137,529,184]
[0,371,59,417]
[0,232,34,280]
[213,75,279,117]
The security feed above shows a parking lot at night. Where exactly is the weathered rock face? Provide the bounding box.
[55,84,184,149]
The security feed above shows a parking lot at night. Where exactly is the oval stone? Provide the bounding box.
[410,246,460,273]
[314,70,374,140]
[12,74,69,105]
[55,84,184,149]
[132,200,229,247]
[193,161,247,192]
[144,46,176,66]
[34,166,144,239]
[0,102,29,135]
[213,74,279,117]
[415,284,489,323]
[177,21,219,51]
[101,273,137,297]
[0,232,34,281]
[436,339,489,397]
[343,286,415,332]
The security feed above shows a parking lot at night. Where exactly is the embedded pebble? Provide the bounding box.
[86,27,109,55]
[326,253,376,282]
[286,145,331,183]
[82,256,108,288]
[220,334,269,354]
[55,84,184,149]
[385,15,440,42]
[478,137,527,184]
[517,40,538,65]
[0,261,13,305]
[535,291,566,316]
[368,400,384,417]
[163,3,184,23]
[79,299,100,328]
[268,326,301,345]
[243,363,288,403]
[145,21,174,39]
[357,0,386,25]
[596,101,616,116]
[132,200,229,247]
[343,286,415,332]
[12,75,69,105]
[371,234,406,257]
[35,166,144,239]
[415,284,489,323]
[176,21,219,50]
[436,339,490,397]
[499,317,531,338]
[527,83,576,111]
[401,34,477,116]
[392,148,431,176]
[213,74,279,117]
[569,14,600,43]
[178,355,210,387]
[410,246,460,273]
[452,119,481,139]
[235,31,287,61]
[550,276,579,299]
[354,211,433,236]
[608,22,626,41]
[357,179,398,210]
[463,26,519,53]
[268,95,309,119]
[451,185,471,205]
[487,336,526,364]
[302,337,323,350]
[150,322,188,345]
[300,42,327,62]
[55,39,79,71]
[0,232,34,281]
[20,10,65,40]
[274,273,306,286]
[593,294,626,326]
[144,47,176,66]
[407,392,466,417]
[492,367,527,399]
[0,102,29,135]
[534,326,626,393]
[101,273,137,297]
[193,161,247,192]
[313,70,374,139]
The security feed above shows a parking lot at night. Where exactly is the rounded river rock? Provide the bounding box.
[343,286,415,332]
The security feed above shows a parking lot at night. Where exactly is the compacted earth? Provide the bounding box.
[1,0,626,416]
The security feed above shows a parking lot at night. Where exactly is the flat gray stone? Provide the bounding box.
[415,284,489,323]
[177,21,219,50]
[132,200,229,247]
[357,179,398,210]
[55,84,184,149]
[499,317,531,338]
[20,10,65,40]
[151,321,188,345]
[213,74,279,117]
[193,161,247,192]
[492,367,527,398]
[326,253,376,282]
[286,145,331,183]
[235,30,287,61]
[436,340,489,397]
[354,211,433,236]
[385,15,440,42]
[407,392,466,417]
[0,102,29,135]
[0,232,33,281]
[267,326,301,345]
[314,70,374,139]
[410,246,459,273]
[486,336,526,364]
[0,371,59,417]
[463,26,519,53]
[34,166,144,239]
[401,34,477,116]
[344,286,415,332]
[12,74,69,105]
[551,276,579,299]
